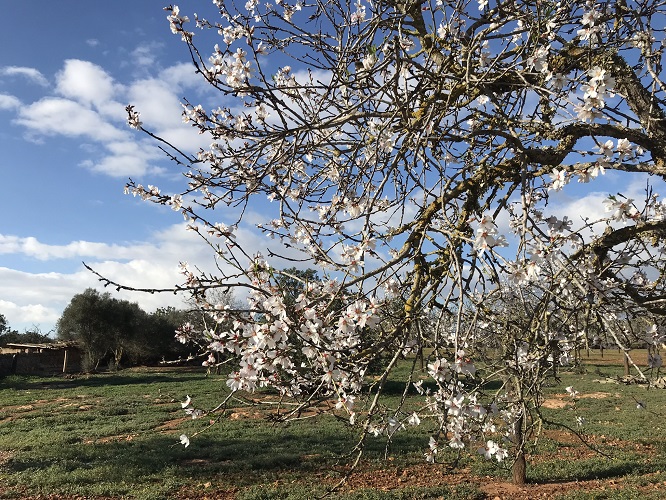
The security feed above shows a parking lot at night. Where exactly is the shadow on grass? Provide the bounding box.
[527,454,666,484]
[2,415,431,498]
[0,372,207,391]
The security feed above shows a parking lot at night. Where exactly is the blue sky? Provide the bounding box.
[0,2,660,335]
[0,1,241,333]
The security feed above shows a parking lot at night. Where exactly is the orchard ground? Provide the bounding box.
[1,351,666,499]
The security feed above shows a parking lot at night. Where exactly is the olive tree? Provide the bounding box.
[102,0,666,484]
[57,289,149,370]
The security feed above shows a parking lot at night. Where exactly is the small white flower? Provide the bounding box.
[179,434,190,447]
[565,386,579,398]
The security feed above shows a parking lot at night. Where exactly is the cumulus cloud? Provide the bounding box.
[0,298,61,333]
[0,66,49,87]
[0,221,274,332]
[0,93,20,110]
[80,139,165,177]
[56,60,115,107]
[158,63,205,92]
[127,73,213,152]
[7,58,218,177]
[0,234,155,261]
[15,97,126,142]
[128,77,186,129]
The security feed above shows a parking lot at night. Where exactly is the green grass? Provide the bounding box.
[0,352,665,498]
[0,368,437,498]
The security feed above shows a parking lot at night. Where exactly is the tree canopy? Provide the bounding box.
[0,314,52,346]
[57,289,195,370]
[106,0,666,484]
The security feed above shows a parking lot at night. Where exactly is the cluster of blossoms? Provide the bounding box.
[577,3,604,42]
[575,66,615,122]
[472,215,508,255]
[178,255,386,402]
[423,355,510,462]
[603,196,639,222]
[550,137,641,191]
[208,46,253,88]
[166,5,191,41]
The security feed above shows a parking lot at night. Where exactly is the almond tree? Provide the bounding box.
[114,0,666,485]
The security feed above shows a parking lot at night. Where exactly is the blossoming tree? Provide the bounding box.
[117,0,666,485]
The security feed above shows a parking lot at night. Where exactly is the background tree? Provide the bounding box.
[58,289,112,370]
[57,289,149,370]
[0,314,8,337]
[0,314,56,346]
[105,0,666,485]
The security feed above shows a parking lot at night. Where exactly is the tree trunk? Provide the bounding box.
[512,412,527,485]
[513,451,527,485]
[623,350,630,376]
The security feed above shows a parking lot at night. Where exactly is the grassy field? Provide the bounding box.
[0,350,665,499]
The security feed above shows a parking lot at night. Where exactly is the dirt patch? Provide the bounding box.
[323,462,665,500]
[83,434,138,445]
[154,416,192,433]
[542,391,611,409]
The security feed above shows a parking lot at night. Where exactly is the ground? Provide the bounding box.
[2,354,666,499]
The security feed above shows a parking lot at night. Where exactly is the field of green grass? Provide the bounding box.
[0,350,665,499]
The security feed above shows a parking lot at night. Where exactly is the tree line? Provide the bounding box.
[1,289,214,372]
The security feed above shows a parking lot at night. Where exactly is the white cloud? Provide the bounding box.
[15,97,126,142]
[158,63,202,91]
[86,39,100,47]
[0,222,273,332]
[131,42,164,68]
[81,139,165,177]
[128,77,185,129]
[0,234,155,262]
[0,298,61,333]
[0,93,20,110]
[56,60,116,107]
[127,73,214,153]
[0,66,49,87]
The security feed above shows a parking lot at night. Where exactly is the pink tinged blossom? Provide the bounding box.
[350,1,366,23]
[226,371,243,392]
[448,432,465,449]
[598,139,614,157]
[408,412,421,426]
[473,216,507,254]
[545,72,567,90]
[581,9,601,27]
[454,351,476,377]
[126,105,142,129]
[335,393,356,412]
[478,440,504,460]
[616,138,633,160]
[427,358,451,383]
[603,197,639,222]
[424,437,439,461]
[549,168,569,191]
[445,394,465,417]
